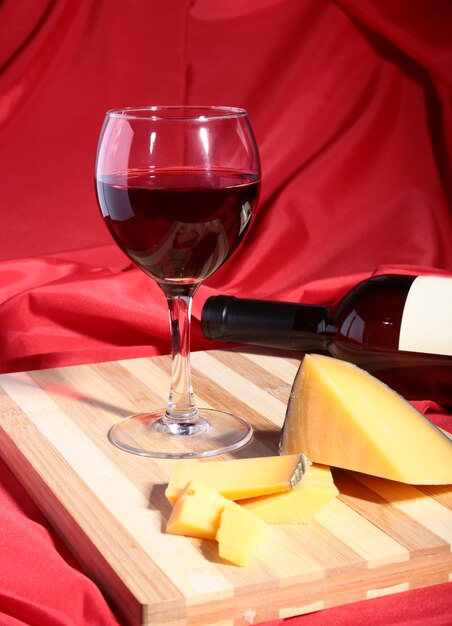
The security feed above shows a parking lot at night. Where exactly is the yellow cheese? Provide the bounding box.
[240,463,339,523]
[216,502,268,567]
[165,454,307,504]
[166,480,229,539]
[280,354,452,484]
[166,480,269,566]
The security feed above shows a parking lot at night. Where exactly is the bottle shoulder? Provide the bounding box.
[339,274,416,303]
[333,274,416,348]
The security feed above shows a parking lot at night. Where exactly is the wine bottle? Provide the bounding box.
[201,274,452,406]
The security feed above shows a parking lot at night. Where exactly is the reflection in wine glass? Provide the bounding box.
[127,219,230,282]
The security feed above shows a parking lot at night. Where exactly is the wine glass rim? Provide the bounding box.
[105,105,248,121]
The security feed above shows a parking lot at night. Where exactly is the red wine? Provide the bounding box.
[96,168,260,287]
[201,274,452,405]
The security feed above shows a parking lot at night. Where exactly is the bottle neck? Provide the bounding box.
[201,296,333,353]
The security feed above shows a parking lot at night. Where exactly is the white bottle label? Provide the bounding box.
[399,276,452,356]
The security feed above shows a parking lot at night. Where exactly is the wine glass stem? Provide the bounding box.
[165,292,198,420]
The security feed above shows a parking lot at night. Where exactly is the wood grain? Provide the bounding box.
[0,348,450,626]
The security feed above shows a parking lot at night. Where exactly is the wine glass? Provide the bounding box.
[95,106,261,458]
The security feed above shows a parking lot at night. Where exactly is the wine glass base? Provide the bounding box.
[108,408,253,459]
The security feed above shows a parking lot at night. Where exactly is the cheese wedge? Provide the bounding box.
[165,454,307,504]
[280,354,452,484]
[216,502,268,567]
[240,463,339,523]
[166,481,229,539]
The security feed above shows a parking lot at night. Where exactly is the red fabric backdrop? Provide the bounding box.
[0,1,451,624]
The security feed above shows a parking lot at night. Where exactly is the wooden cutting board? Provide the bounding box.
[0,348,451,626]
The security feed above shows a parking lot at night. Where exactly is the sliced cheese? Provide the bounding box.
[216,502,268,567]
[165,454,307,504]
[166,479,269,567]
[166,480,228,539]
[280,354,452,484]
[240,463,339,523]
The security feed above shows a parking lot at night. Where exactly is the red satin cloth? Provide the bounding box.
[1,1,452,625]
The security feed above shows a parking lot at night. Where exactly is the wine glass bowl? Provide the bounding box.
[95,106,261,458]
